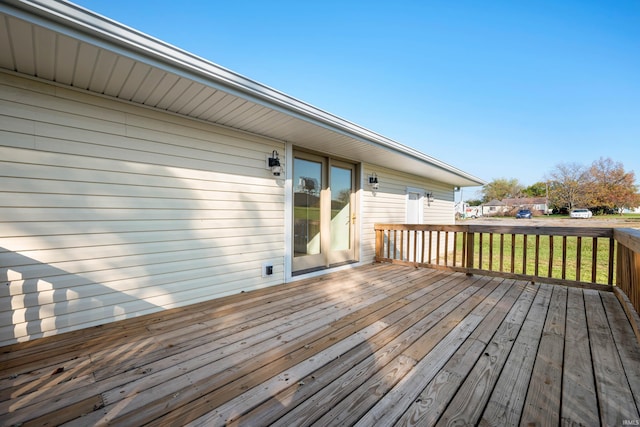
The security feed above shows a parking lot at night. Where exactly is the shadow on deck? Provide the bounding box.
[1,264,639,426]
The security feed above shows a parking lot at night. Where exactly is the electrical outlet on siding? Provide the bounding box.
[262,261,274,277]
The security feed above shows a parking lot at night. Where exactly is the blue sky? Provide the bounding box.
[73,0,639,199]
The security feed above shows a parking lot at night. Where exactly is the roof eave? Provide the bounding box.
[1,0,486,187]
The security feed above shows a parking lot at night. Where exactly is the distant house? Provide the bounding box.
[482,199,507,216]
[0,2,485,345]
[502,197,549,214]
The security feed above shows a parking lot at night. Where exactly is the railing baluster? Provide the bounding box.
[488,232,494,271]
[510,234,516,274]
[523,234,528,275]
[436,231,441,265]
[499,234,505,272]
[535,234,540,277]
[608,237,615,285]
[386,230,390,259]
[413,230,418,263]
[393,230,397,260]
[462,231,467,268]
[548,235,554,278]
[452,231,457,267]
[478,233,484,270]
[444,231,449,266]
[428,230,433,264]
[562,236,568,280]
[591,238,598,283]
[576,236,582,282]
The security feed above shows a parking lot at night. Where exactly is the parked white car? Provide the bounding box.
[570,209,593,219]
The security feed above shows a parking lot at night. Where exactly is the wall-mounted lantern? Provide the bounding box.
[267,150,282,176]
[426,191,435,205]
[368,173,379,190]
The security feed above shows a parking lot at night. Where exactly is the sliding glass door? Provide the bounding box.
[292,152,356,273]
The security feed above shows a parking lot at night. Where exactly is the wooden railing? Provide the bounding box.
[614,228,640,321]
[374,224,619,289]
[374,223,640,342]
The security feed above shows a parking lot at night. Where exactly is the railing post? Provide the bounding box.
[375,228,383,261]
[465,231,474,274]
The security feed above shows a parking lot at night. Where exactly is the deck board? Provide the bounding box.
[1,264,639,426]
[585,289,640,425]
[521,284,567,425]
[562,287,599,425]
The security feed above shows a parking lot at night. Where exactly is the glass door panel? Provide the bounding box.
[330,166,352,252]
[292,153,357,273]
[328,162,356,264]
[293,156,325,271]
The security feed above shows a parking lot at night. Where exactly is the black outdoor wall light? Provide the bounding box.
[426,191,435,205]
[268,150,282,176]
[368,173,379,190]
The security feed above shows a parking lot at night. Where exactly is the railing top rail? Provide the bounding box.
[374,223,614,238]
[613,228,640,253]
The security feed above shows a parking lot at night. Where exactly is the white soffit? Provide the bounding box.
[0,0,485,187]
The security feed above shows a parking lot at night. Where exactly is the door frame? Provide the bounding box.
[286,147,360,277]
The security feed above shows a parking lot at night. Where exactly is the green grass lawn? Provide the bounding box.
[455,233,614,285]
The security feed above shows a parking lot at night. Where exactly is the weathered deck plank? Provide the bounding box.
[561,286,599,425]
[423,281,537,426]
[476,282,552,425]
[390,280,529,426]
[585,289,640,425]
[520,285,567,425]
[0,264,638,427]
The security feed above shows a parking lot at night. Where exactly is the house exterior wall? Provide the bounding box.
[0,71,459,346]
[0,72,286,345]
[360,164,455,262]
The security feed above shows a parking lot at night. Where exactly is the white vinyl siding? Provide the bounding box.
[0,72,285,345]
[360,164,454,262]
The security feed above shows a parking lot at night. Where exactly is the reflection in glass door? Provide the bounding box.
[329,163,355,264]
[293,156,325,271]
[292,153,357,273]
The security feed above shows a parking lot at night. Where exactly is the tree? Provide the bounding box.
[587,157,639,213]
[522,182,548,198]
[481,178,523,202]
[546,162,589,211]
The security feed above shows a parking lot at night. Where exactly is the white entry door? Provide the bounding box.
[406,188,424,262]
[406,188,424,224]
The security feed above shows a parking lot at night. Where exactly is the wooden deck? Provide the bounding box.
[1,264,639,426]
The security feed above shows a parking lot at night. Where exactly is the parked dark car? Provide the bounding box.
[515,209,532,219]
